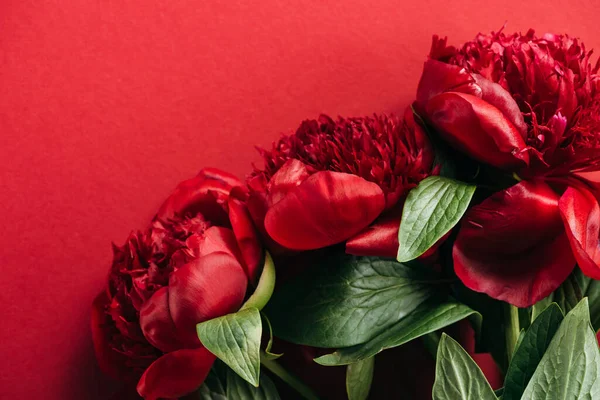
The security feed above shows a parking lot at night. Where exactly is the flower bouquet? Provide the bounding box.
[92,28,600,399]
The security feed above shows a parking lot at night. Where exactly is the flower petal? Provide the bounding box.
[416,59,480,110]
[156,170,238,225]
[91,292,132,381]
[558,186,600,279]
[345,210,401,258]
[454,181,575,307]
[139,287,185,353]
[168,252,248,346]
[426,92,529,169]
[136,348,216,400]
[196,226,244,264]
[228,196,263,283]
[197,167,242,188]
[265,171,386,250]
[267,159,310,205]
[472,74,528,138]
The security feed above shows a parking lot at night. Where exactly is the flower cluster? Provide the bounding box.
[248,108,436,257]
[92,28,600,400]
[92,169,262,399]
[416,29,600,306]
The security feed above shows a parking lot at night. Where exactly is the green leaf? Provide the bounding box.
[346,357,374,400]
[574,268,600,331]
[553,273,583,315]
[432,334,497,400]
[397,176,475,262]
[521,299,600,399]
[530,294,554,322]
[196,362,228,400]
[226,368,281,400]
[197,308,262,387]
[315,299,479,366]
[502,303,563,400]
[240,252,276,311]
[265,254,443,348]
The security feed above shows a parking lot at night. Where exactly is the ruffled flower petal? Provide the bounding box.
[265,171,386,250]
[454,181,575,307]
[139,287,184,353]
[558,186,600,279]
[416,59,480,109]
[471,74,528,138]
[426,92,529,169]
[91,292,133,381]
[228,196,263,283]
[195,226,244,264]
[168,252,248,346]
[136,347,216,400]
[156,169,239,225]
[345,210,401,258]
[266,159,310,205]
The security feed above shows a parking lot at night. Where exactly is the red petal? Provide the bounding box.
[265,171,386,250]
[472,74,528,138]
[247,175,290,255]
[416,59,480,110]
[156,172,235,225]
[196,226,244,264]
[558,186,600,279]
[426,92,529,169]
[139,287,185,353]
[197,167,242,188]
[91,292,133,381]
[168,252,247,346]
[346,210,401,258]
[454,181,575,307]
[136,348,216,400]
[267,159,310,205]
[228,196,263,283]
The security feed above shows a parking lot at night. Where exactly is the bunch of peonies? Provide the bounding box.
[92,109,439,399]
[92,28,600,400]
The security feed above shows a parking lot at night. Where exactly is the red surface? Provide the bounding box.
[1,1,599,398]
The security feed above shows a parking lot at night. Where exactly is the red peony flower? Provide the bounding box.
[247,107,436,258]
[91,168,263,399]
[416,29,600,307]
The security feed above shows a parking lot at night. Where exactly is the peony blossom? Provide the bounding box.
[91,169,262,399]
[247,108,436,258]
[416,29,600,307]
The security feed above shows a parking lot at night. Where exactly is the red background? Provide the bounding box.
[1,1,599,398]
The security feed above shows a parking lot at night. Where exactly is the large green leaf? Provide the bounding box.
[315,299,479,366]
[197,308,262,387]
[397,176,475,262]
[502,303,563,400]
[196,362,228,400]
[575,269,600,331]
[226,368,280,400]
[265,254,444,348]
[521,299,600,399]
[432,334,497,400]
[346,357,374,400]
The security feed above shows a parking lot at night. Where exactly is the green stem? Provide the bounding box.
[260,352,321,400]
[504,303,520,363]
